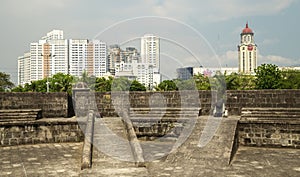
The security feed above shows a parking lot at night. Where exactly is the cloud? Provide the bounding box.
[140,0,295,22]
[217,50,238,67]
[1,0,295,23]
[0,0,297,84]
[0,0,72,17]
[258,54,300,66]
[216,50,300,67]
[261,38,280,46]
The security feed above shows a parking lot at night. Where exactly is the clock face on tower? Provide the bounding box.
[248,44,253,51]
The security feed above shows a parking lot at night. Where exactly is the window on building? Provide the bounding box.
[242,52,245,71]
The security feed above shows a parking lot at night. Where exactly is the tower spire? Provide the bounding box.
[246,21,248,28]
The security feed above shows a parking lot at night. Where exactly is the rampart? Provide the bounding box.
[0,92,70,118]
[0,90,299,148]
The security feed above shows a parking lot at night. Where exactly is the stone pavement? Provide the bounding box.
[1,143,299,176]
[145,117,300,177]
[147,116,239,176]
[0,116,299,176]
[80,117,149,176]
[228,146,300,177]
[0,143,82,177]
[147,146,300,177]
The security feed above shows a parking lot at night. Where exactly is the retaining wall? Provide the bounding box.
[94,91,213,117]
[1,90,299,118]
[227,90,300,115]
[0,92,70,118]
[83,90,300,116]
[0,118,85,146]
[238,120,300,148]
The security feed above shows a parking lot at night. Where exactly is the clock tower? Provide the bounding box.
[238,22,257,74]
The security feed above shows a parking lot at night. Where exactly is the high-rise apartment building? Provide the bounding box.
[140,34,161,88]
[68,39,88,77]
[141,34,160,70]
[132,62,153,89]
[42,30,64,40]
[122,47,140,63]
[90,40,107,77]
[18,30,107,85]
[29,41,44,81]
[46,39,69,76]
[107,44,122,75]
[107,45,140,76]
[28,37,69,83]
[17,52,30,85]
[114,34,161,89]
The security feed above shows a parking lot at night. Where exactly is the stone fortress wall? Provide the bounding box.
[0,90,299,147]
[94,90,300,117]
[0,92,81,146]
[0,92,71,118]
[1,90,298,118]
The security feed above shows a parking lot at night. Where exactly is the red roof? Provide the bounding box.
[242,23,253,34]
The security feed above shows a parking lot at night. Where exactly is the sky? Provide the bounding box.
[0,0,299,83]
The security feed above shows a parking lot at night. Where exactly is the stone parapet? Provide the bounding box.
[238,119,300,148]
[0,117,85,146]
[0,92,70,118]
[227,90,300,115]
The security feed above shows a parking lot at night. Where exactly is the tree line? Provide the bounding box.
[0,64,299,93]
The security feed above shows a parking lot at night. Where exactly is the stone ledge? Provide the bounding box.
[0,117,85,126]
[122,118,145,167]
[239,119,300,124]
[81,111,94,170]
[241,107,300,111]
[0,117,85,147]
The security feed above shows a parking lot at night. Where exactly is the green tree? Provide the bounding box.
[210,71,226,98]
[280,70,300,89]
[239,74,256,90]
[12,73,74,93]
[74,70,97,89]
[155,80,178,91]
[23,79,47,92]
[111,77,131,91]
[193,74,211,90]
[225,73,240,90]
[174,79,196,90]
[11,85,25,92]
[0,72,14,92]
[130,80,146,91]
[226,73,256,90]
[255,64,282,89]
[95,77,113,92]
[50,73,74,94]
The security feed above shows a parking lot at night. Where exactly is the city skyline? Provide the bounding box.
[1,0,300,84]
[18,31,162,89]
[18,30,108,86]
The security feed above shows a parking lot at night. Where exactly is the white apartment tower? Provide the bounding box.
[69,39,107,77]
[29,41,44,81]
[28,30,67,82]
[42,30,64,40]
[141,34,160,70]
[238,23,258,74]
[18,30,108,85]
[18,52,30,85]
[87,40,107,77]
[29,38,69,82]
[68,39,88,77]
[46,39,69,76]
